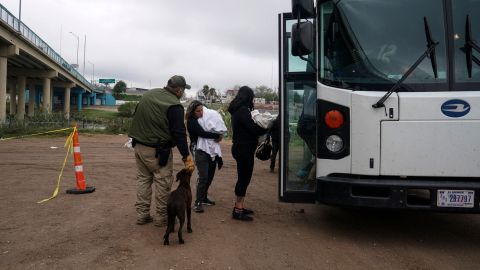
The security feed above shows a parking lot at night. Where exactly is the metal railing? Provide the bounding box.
[0,4,94,91]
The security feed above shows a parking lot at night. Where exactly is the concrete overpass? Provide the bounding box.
[0,4,98,123]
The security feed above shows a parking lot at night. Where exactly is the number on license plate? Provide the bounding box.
[437,190,474,208]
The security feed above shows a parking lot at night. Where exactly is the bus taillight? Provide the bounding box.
[324,110,344,129]
[317,100,350,159]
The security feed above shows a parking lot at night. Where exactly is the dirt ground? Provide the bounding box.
[1,134,480,270]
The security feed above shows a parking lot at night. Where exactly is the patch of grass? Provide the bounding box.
[77,109,119,119]
[124,95,142,101]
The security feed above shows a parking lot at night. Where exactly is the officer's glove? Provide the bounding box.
[182,155,195,173]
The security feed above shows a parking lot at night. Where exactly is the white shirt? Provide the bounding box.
[197,107,227,159]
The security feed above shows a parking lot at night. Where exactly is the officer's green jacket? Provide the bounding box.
[128,88,180,146]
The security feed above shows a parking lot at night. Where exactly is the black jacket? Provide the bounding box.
[230,106,267,144]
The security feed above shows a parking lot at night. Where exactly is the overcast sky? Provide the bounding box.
[1,0,291,96]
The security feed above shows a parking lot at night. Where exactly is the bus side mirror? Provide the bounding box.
[292,0,314,19]
[291,21,314,56]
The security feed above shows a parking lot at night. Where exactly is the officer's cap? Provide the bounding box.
[168,75,191,89]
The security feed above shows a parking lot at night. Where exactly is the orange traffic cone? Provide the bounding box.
[66,126,95,194]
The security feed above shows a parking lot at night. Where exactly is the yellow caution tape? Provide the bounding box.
[0,127,73,141]
[37,127,76,204]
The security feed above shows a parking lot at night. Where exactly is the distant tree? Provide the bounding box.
[112,80,127,100]
[254,85,278,102]
[209,88,218,102]
[201,85,210,97]
[201,85,218,103]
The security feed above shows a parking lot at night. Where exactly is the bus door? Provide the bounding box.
[278,12,316,203]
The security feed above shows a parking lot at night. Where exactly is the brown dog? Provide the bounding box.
[163,168,193,245]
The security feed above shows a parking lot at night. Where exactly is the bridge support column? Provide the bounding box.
[64,87,71,119]
[42,78,51,113]
[35,85,41,106]
[9,80,16,116]
[77,92,83,111]
[50,85,54,112]
[16,76,26,120]
[0,56,6,123]
[28,80,36,117]
[0,45,18,122]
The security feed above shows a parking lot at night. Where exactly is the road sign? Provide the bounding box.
[99,79,115,84]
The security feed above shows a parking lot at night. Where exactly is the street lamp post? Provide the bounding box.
[18,0,22,21]
[88,61,95,84]
[83,35,86,76]
[69,31,79,68]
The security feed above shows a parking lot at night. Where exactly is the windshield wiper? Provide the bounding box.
[465,15,480,78]
[373,17,439,109]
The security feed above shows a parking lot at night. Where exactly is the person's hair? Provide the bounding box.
[185,100,203,121]
[228,86,254,113]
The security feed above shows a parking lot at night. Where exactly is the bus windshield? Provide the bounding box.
[319,0,448,92]
[453,0,480,90]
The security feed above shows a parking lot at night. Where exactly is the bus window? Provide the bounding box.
[284,81,316,192]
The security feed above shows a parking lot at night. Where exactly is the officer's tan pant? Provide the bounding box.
[134,144,173,224]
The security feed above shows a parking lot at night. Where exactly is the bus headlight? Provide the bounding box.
[325,135,343,153]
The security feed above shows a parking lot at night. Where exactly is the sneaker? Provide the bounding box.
[232,208,253,221]
[194,202,204,213]
[202,197,216,206]
[136,216,153,225]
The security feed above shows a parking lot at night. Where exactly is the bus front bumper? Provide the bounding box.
[317,175,480,213]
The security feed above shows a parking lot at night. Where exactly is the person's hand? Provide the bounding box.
[214,134,223,142]
[183,155,195,173]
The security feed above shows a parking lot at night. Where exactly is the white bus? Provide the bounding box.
[278,0,480,212]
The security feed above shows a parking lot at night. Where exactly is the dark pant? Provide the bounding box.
[194,149,217,204]
[232,143,257,197]
[270,141,279,170]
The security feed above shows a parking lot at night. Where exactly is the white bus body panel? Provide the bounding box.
[397,92,480,120]
[380,92,480,177]
[350,91,398,175]
[317,84,352,175]
[381,121,480,177]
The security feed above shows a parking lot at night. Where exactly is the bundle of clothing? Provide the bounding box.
[197,107,228,161]
[251,110,276,129]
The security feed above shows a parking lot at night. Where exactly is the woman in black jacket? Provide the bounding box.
[228,86,267,221]
[185,100,223,213]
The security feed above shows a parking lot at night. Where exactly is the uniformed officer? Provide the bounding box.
[129,75,195,227]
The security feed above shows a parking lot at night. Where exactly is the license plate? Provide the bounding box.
[437,190,475,208]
